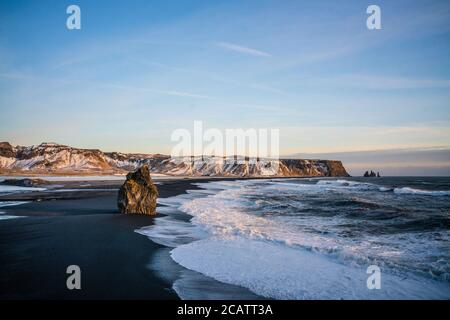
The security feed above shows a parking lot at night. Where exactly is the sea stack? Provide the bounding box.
[117,165,158,215]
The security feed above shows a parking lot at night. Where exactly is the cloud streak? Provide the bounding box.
[132,59,288,96]
[216,42,271,57]
[93,82,211,99]
[321,74,450,90]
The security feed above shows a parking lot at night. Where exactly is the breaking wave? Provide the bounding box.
[137,177,450,299]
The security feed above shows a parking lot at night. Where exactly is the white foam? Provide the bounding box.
[0,213,25,220]
[157,193,199,207]
[176,184,349,251]
[137,178,450,299]
[138,190,212,247]
[136,216,207,247]
[0,185,46,194]
[316,179,376,190]
[0,175,125,182]
[0,201,30,208]
[171,238,450,300]
[314,180,450,196]
[172,184,450,280]
[0,201,29,220]
[394,187,450,196]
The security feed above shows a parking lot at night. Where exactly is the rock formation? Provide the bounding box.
[363,170,378,177]
[0,142,15,158]
[0,178,49,187]
[117,165,158,215]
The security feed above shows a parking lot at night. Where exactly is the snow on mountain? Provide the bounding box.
[0,142,349,177]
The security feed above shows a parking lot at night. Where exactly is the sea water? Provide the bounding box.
[136,177,450,299]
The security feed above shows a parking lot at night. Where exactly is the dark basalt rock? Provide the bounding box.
[363,170,379,177]
[117,165,158,215]
[0,142,16,158]
[0,178,49,187]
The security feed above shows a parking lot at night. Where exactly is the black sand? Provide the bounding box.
[0,179,203,299]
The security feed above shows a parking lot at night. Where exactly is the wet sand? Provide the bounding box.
[0,179,204,299]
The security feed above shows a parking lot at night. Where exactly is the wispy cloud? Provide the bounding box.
[132,59,288,95]
[287,73,450,90]
[249,83,287,95]
[273,2,450,71]
[0,72,35,80]
[323,74,450,90]
[91,82,210,99]
[216,42,271,57]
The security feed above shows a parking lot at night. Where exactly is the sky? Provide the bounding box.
[0,0,449,175]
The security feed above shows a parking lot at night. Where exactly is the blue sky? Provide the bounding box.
[1,0,450,164]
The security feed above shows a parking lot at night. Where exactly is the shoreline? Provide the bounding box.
[3,175,448,299]
[0,177,265,299]
[140,177,450,300]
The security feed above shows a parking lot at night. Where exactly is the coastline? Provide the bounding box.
[0,177,262,299]
[2,175,448,299]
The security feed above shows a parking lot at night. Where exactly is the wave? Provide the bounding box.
[0,201,29,220]
[136,215,207,248]
[136,178,450,299]
[0,213,25,220]
[315,179,383,191]
[0,201,30,208]
[171,238,450,299]
[316,179,450,197]
[394,187,450,196]
[0,185,46,195]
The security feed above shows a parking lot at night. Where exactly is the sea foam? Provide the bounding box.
[0,201,29,220]
[137,178,450,299]
[171,238,450,299]
[0,185,46,194]
[393,187,450,196]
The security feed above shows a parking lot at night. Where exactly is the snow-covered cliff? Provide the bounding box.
[0,142,349,177]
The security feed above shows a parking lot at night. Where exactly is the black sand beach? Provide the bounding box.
[0,179,203,299]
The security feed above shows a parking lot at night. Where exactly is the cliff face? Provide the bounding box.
[324,160,350,177]
[0,142,349,177]
[0,142,113,173]
[277,159,349,177]
[0,142,16,158]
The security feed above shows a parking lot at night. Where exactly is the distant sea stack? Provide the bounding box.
[363,170,381,177]
[0,142,349,177]
[117,165,158,215]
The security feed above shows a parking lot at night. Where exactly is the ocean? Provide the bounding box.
[137,177,450,300]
